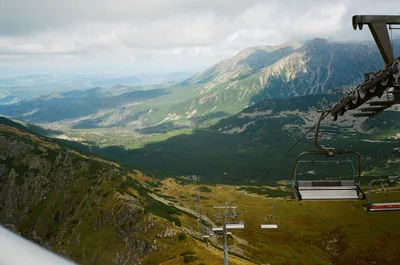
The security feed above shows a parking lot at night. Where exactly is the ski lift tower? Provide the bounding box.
[212,204,246,265]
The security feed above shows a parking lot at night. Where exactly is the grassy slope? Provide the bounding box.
[156,177,400,265]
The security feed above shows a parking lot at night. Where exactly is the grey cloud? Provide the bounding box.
[0,0,399,74]
[0,0,263,35]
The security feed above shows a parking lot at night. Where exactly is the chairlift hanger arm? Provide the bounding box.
[291,124,364,200]
[291,152,361,182]
[295,159,357,176]
[314,111,329,153]
[296,112,362,180]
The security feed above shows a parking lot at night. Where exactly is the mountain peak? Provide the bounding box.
[237,40,302,56]
[185,40,304,85]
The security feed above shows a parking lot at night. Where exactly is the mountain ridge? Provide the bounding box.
[0,38,396,132]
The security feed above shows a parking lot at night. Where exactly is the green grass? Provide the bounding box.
[199,186,212,192]
[183,255,198,263]
[220,194,400,265]
[238,186,292,197]
[180,250,195,256]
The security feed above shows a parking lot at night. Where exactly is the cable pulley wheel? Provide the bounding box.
[381,77,389,86]
[392,60,400,83]
[352,89,360,105]
[359,85,367,99]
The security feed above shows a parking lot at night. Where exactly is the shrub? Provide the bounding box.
[178,233,187,241]
[183,255,198,263]
[199,186,212,192]
[180,250,195,256]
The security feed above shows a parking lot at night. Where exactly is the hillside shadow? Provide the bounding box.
[57,122,400,185]
[135,121,190,134]
[192,111,229,125]
[90,128,315,184]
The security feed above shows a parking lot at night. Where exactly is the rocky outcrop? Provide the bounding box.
[0,126,180,265]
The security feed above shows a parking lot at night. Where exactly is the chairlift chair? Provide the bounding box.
[260,214,280,229]
[364,175,400,212]
[260,205,280,229]
[212,227,223,232]
[292,111,365,201]
[211,221,246,233]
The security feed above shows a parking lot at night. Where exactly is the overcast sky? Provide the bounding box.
[1,0,400,75]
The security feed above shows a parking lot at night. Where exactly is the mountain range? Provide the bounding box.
[0,38,399,181]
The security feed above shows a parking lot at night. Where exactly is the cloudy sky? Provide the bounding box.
[0,0,400,75]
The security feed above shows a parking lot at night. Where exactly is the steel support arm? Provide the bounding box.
[353,15,400,65]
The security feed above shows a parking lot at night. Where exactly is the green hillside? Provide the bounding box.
[0,118,209,264]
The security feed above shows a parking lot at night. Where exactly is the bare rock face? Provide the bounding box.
[0,128,179,265]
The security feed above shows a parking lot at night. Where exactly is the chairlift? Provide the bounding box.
[364,175,400,212]
[260,205,280,229]
[292,111,365,200]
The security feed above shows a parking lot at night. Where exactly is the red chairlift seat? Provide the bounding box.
[364,175,400,212]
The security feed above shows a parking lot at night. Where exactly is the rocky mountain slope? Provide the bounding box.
[163,38,393,125]
[0,117,227,265]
